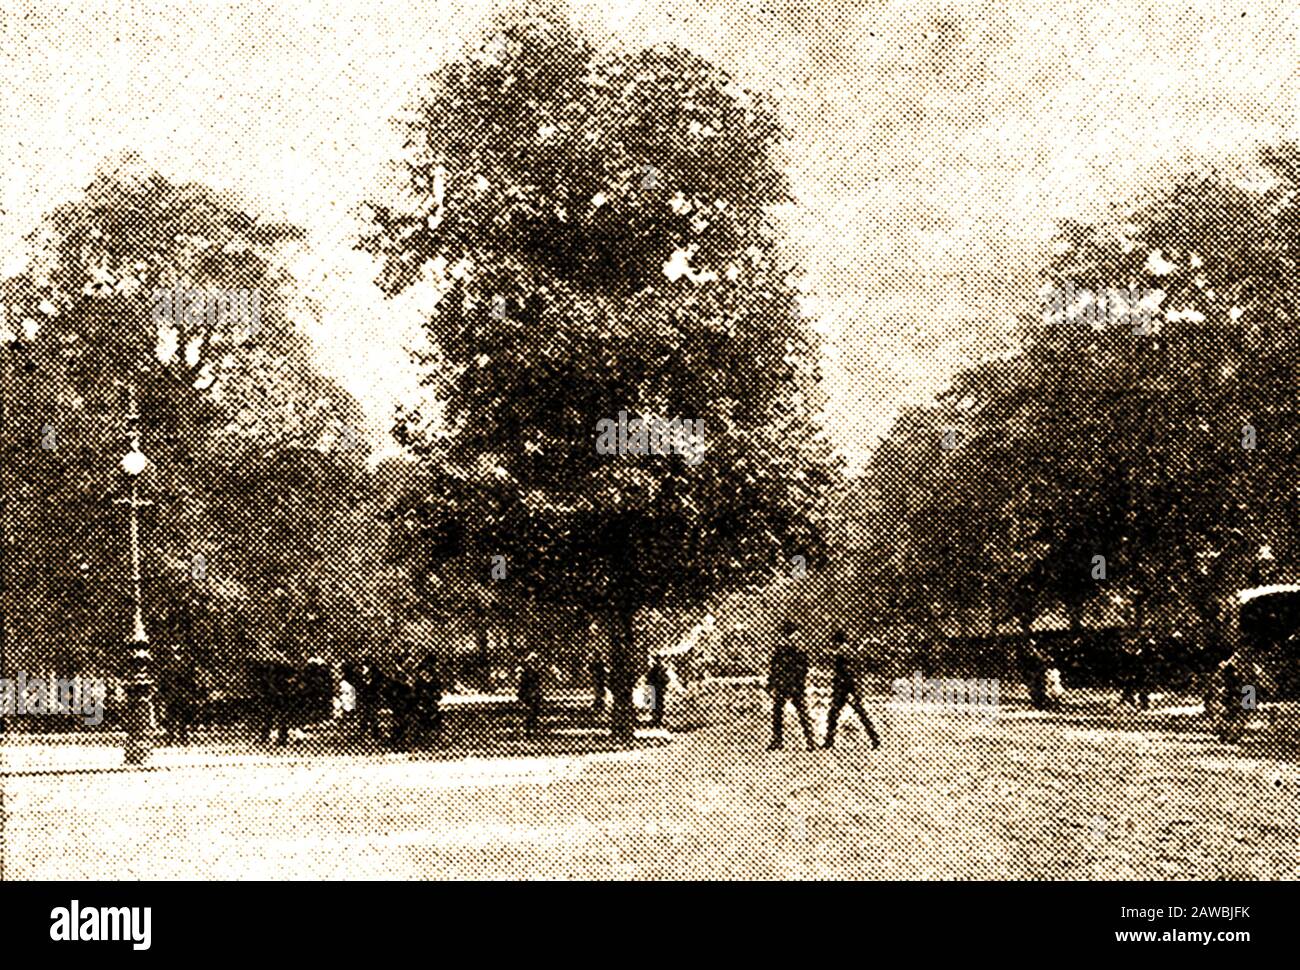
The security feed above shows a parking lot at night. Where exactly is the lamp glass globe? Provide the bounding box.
[120,449,148,476]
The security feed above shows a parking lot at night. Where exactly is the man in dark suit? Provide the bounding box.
[1118,637,1151,710]
[767,621,815,750]
[589,650,607,713]
[355,656,381,743]
[416,651,444,740]
[159,645,200,746]
[255,658,296,746]
[646,655,670,729]
[388,650,420,750]
[517,651,544,737]
[823,629,882,749]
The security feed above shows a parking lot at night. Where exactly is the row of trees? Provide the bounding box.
[8,3,1291,731]
[852,143,1300,657]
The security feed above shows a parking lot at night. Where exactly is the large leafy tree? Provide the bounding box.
[362,6,840,734]
[1,156,375,682]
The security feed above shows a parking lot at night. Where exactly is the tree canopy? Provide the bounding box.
[362,5,841,733]
[1,156,386,679]
[860,143,1300,657]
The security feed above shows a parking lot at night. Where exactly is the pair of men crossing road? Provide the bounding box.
[767,622,882,751]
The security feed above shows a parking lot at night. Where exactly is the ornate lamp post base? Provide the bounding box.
[122,633,154,766]
[122,684,154,764]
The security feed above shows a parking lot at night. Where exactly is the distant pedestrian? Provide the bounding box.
[160,645,200,746]
[1119,638,1151,710]
[256,659,296,746]
[1023,640,1049,710]
[767,621,815,750]
[1210,654,1252,742]
[1043,667,1065,708]
[823,630,881,750]
[302,657,333,724]
[355,657,381,743]
[646,655,670,729]
[416,652,444,741]
[337,667,357,719]
[389,651,419,750]
[517,651,544,736]
[590,650,607,713]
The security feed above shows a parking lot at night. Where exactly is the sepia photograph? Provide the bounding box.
[0,0,1297,927]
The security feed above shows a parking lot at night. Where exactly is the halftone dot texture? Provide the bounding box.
[1,0,1299,880]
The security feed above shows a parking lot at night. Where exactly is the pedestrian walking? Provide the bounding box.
[337,665,358,720]
[302,656,333,723]
[517,651,544,737]
[1023,639,1049,710]
[256,658,296,746]
[389,650,419,750]
[160,645,200,746]
[646,654,670,729]
[355,657,381,742]
[416,651,444,741]
[1119,637,1151,710]
[590,650,607,713]
[1209,653,1261,743]
[823,630,882,749]
[767,620,815,750]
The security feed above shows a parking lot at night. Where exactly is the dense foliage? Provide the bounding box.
[362,6,841,733]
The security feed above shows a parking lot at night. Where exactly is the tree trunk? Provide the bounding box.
[608,608,637,739]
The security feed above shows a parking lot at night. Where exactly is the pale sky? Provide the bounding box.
[2,0,1296,465]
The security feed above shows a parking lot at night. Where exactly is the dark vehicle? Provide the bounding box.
[1234,584,1300,699]
[1205,584,1300,744]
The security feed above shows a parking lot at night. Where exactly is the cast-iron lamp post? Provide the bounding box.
[114,381,154,765]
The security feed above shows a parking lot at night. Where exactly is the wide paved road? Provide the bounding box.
[4,702,1297,879]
